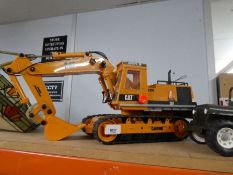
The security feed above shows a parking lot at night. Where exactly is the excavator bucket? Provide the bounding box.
[44,116,85,141]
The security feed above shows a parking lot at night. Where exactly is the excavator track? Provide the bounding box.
[82,114,113,136]
[83,114,189,145]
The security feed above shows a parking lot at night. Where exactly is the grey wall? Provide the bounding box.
[211,0,233,73]
[70,0,214,123]
[0,0,215,124]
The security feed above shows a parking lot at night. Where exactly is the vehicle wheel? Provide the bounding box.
[173,119,189,140]
[189,121,206,144]
[206,119,233,157]
[93,117,118,144]
[82,116,94,137]
[189,131,206,144]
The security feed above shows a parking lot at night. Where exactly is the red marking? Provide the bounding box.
[138,95,147,104]
[4,105,21,121]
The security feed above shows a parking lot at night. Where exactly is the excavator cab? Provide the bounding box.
[112,62,148,106]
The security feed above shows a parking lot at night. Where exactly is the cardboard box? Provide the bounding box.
[217,73,233,106]
[0,74,39,132]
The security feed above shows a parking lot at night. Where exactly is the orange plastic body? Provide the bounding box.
[2,52,195,142]
[0,148,231,175]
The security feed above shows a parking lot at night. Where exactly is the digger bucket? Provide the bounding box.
[44,115,85,141]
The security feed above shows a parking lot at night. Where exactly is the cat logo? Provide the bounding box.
[119,94,138,101]
[125,94,133,101]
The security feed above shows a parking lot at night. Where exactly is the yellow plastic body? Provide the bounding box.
[3,52,195,141]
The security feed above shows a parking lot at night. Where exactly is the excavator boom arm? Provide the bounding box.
[2,52,117,141]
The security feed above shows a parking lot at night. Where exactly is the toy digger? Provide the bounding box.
[0,50,196,144]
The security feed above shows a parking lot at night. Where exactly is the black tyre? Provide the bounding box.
[189,121,206,144]
[206,119,233,157]
[189,131,206,144]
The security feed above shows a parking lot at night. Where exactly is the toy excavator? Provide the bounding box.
[1,51,196,144]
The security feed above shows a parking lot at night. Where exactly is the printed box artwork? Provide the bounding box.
[0,74,39,132]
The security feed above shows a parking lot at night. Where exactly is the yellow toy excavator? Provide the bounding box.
[1,51,196,144]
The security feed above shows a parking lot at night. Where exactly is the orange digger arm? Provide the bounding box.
[2,52,116,141]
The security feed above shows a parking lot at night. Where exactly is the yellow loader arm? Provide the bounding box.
[2,52,115,141]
